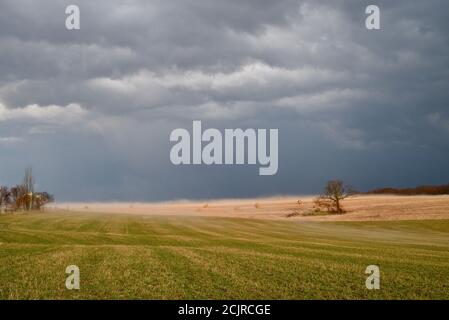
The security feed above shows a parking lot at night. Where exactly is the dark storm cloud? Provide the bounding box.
[0,0,448,200]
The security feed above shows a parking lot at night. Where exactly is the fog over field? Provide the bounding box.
[1,0,449,201]
[53,195,449,221]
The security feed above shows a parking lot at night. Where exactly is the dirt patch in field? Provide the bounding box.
[51,195,449,221]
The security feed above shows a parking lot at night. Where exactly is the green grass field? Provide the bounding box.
[0,211,448,299]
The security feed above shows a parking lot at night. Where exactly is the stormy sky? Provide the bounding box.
[0,0,448,201]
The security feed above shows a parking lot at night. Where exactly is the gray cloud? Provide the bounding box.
[0,0,448,200]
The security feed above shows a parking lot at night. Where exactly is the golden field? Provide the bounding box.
[53,195,449,221]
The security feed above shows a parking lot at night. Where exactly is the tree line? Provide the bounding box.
[366,183,449,195]
[0,168,54,213]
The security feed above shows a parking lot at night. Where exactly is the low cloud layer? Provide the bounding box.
[1,0,448,201]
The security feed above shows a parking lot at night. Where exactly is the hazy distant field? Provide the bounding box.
[1,204,449,299]
[55,195,449,221]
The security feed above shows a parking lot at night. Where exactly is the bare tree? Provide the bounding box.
[23,167,35,193]
[0,186,11,213]
[34,192,54,210]
[22,167,35,210]
[314,179,354,214]
[10,185,27,211]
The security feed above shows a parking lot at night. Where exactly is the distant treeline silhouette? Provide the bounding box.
[0,167,54,213]
[366,183,449,195]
